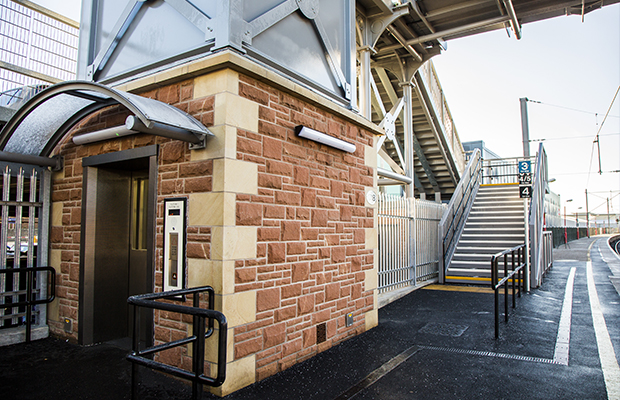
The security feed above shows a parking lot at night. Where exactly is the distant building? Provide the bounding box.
[462,140,501,160]
[0,0,78,113]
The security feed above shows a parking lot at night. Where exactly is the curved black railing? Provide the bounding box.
[0,266,55,343]
[491,245,526,339]
[127,286,227,400]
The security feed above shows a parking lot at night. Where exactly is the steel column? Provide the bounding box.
[401,82,414,198]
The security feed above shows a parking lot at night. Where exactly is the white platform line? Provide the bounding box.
[553,267,576,365]
[587,260,620,399]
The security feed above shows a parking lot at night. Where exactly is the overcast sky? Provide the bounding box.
[32,1,620,220]
[433,4,620,220]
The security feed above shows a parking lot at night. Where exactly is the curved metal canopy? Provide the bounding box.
[0,80,213,157]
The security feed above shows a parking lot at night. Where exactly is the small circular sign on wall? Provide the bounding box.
[366,190,377,205]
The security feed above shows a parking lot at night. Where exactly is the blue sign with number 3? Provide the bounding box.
[518,161,531,174]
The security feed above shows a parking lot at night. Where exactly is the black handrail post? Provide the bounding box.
[192,311,206,400]
[492,256,499,339]
[511,250,516,309]
[504,255,508,323]
[26,269,33,343]
[518,247,523,298]
[131,304,140,400]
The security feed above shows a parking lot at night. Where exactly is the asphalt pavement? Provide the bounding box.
[1,235,619,400]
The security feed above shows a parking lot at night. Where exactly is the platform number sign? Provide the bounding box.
[518,172,532,185]
[519,185,532,198]
[518,160,532,198]
[518,160,531,174]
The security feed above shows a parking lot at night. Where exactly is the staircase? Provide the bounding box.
[446,184,526,284]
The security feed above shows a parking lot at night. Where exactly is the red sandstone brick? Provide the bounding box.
[263,136,282,160]
[281,283,302,299]
[293,166,309,186]
[317,196,336,209]
[282,338,303,357]
[340,205,353,221]
[332,247,346,263]
[268,243,286,264]
[259,105,276,122]
[275,191,300,206]
[185,176,211,192]
[264,205,286,219]
[266,160,293,176]
[161,142,185,164]
[275,305,296,322]
[292,262,309,282]
[239,82,269,105]
[257,362,279,381]
[259,120,287,140]
[235,337,263,359]
[237,202,262,226]
[311,209,328,227]
[325,282,340,301]
[297,294,314,315]
[257,227,278,242]
[263,322,286,348]
[310,175,330,189]
[280,220,301,241]
[235,268,256,283]
[353,229,365,244]
[303,327,316,348]
[257,287,280,312]
[300,187,316,207]
[238,137,262,156]
[287,242,306,255]
[258,173,282,190]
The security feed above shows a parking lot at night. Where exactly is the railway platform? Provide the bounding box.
[1,235,619,399]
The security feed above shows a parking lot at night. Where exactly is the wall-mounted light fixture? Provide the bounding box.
[294,125,356,153]
[72,124,137,145]
[73,115,211,149]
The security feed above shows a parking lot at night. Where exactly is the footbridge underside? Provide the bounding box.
[356,0,618,200]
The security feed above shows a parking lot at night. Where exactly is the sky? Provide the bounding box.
[32,1,620,222]
[432,4,620,222]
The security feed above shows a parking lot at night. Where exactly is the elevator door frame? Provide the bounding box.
[78,145,158,345]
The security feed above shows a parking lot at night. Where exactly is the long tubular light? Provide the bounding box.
[72,124,137,145]
[294,125,356,153]
[72,115,210,148]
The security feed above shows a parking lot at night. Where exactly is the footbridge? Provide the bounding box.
[357,0,619,201]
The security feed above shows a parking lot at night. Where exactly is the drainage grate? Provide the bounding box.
[418,322,469,337]
[419,345,559,364]
[317,323,326,344]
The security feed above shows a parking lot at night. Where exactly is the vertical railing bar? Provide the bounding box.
[12,167,25,326]
[1,166,11,326]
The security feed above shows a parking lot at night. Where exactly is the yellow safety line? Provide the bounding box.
[446,276,490,282]
[480,183,519,187]
[423,284,495,294]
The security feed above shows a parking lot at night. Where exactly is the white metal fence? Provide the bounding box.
[378,193,445,293]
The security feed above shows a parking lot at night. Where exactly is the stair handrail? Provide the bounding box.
[127,286,227,400]
[528,143,549,289]
[438,148,483,283]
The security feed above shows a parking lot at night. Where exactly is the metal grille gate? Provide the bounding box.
[378,193,445,293]
[0,162,51,339]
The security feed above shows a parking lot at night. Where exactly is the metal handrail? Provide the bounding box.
[438,148,482,282]
[127,286,227,400]
[528,143,548,289]
[0,266,56,343]
[491,244,526,339]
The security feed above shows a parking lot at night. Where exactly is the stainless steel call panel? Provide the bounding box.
[163,198,186,292]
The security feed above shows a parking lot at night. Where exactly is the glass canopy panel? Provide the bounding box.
[121,91,207,134]
[3,94,94,155]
